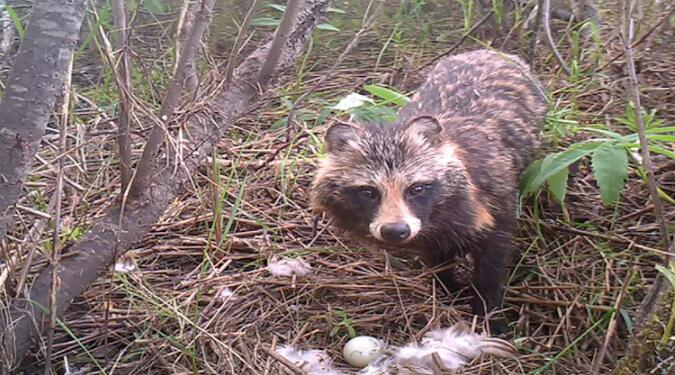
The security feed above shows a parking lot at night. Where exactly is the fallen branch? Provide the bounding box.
[0,0,331,370]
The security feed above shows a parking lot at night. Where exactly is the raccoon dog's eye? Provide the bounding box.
[358,187,378,200]
[408,183,428,197]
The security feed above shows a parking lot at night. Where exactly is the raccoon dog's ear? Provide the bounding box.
[403,115,442,143]
[324,122,361,154]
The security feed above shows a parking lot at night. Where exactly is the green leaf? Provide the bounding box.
[363,85,410,106]
[349,105,398,124]
[591,144,628,205]
[646,135,675,143]
[251,17,280,27]
[619,309,633,335]
[529,141,602,192]
[317,23,340,32]
[329,326,340,337]
[547,167,569,203]
[347,325,357,338]
[656,262,675,288]
[648,145,675,160]
[519,159,543,194]
[646,126,675,134]
[327,7,346,14]
[5,5,25,40]
[578,127,623,140]
[267,4,286,12]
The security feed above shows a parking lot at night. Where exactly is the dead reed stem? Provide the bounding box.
[112,0,133,191]
[44,55,73,374]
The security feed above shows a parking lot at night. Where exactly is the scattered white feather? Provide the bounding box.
[216,287,236,303]
[332,93,374,111]
[267,256,312,277]
[630,150,643,164]
[277,323,515,375]
[359,322,516,374]
[277,345,344,375]
[113,257,137,273]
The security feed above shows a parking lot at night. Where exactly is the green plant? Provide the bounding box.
[455,0,475,30]
[521,103,674,208]
[655,261,675,345]
[328,309,357,338]
[491,0,505,26]
[3,4,25,40]
[655,261,675,344]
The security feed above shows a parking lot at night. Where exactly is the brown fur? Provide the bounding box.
[310,49,547,331]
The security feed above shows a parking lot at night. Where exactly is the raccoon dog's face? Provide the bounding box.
[311,116,468,247]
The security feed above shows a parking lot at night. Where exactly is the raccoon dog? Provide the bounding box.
[310,49,547,327]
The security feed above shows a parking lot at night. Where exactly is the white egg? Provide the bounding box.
[342,335,384,368]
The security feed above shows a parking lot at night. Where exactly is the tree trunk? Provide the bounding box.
[0,0,87,244]
[0,0,331,371]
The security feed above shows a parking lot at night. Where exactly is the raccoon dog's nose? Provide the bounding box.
[380,223,411,243]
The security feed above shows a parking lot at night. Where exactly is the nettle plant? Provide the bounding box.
[520,103,675,209]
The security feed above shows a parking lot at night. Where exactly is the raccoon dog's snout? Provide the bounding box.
[379,222,411,243]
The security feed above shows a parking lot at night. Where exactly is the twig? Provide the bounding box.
[44,54,73,375]
[255,0,302,87]
[623,4,673,331]
[528,0,543,60]
[596,6,675,72]
[131,0,216,196]
[111,0,133,191]
[591,268,633,374]
[541,0,571,75]
[225,0,263,84]
[8,194,57,298]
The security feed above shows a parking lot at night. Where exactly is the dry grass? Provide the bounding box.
[1,1,674,374]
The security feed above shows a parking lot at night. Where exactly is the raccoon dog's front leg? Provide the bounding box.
[470,218,513,320]
[421,249,461,293]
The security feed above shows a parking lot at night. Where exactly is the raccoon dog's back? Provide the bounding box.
[399,49,547,178]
